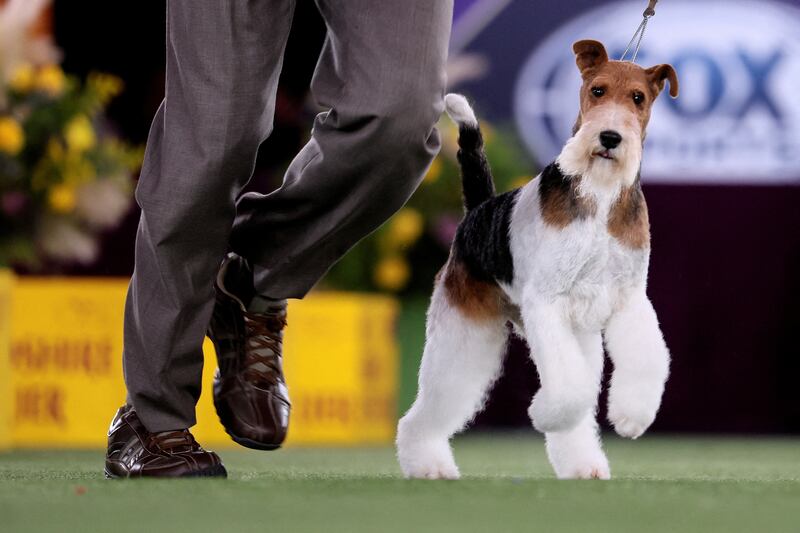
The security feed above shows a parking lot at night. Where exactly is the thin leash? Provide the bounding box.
[620,0,659,63]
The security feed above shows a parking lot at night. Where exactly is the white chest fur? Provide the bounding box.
[507,181,649,331]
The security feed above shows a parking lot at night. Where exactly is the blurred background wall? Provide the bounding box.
[3,0,799,435]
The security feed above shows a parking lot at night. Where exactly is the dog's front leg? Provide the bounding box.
[604,287,670,439]
[523,293,600,433]
[544,332,610,479]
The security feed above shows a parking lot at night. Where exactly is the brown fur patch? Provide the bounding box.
[573,40,678,140]
[442,259,508,322]
[539,170,597,229]
[608,182,650,249]
[578,61,658,137]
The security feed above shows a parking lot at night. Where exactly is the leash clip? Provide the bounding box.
[620,0,659,63]
[643,0,658,17]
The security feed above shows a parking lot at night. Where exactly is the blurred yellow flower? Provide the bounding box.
[388,208,424,249]
[510,176,532,189]
[374,256,410,291]
[47,138,65,161]
[88,73,124,104]
[0,117,25,155]
[481,122,495,144]
[423,157,442,184]
[9,64,35,93]
[64,115,96,153]
[63,156,96,185]
[34,65,66,96]
[441,120,460,158]
[48,183,77,214]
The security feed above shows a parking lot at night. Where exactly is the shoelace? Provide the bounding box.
[241,310,287,386]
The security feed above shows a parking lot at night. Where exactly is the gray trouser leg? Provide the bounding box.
[124,0,452,432]
[124,0,295,432]
[230,0,453,299]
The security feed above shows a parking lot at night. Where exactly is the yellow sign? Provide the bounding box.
[2,274,398,449]
[0,270,12,450]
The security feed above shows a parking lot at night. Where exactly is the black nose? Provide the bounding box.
[599,130,622,149]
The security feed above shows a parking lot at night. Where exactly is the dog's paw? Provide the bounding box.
[402,458,461,480]
[396,439,460,480]
[609,414,651,439]
[396,419,460,480]
[607,385,661,439]
[528,388,593,433]
[547,441,611,479]
[545,418,611,480]
[556,460,611,480]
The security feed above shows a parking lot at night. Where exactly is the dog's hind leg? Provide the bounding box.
[396,283,508,479]
[544,332,610,479]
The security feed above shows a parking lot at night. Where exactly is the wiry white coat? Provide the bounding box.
[397,96,671,480]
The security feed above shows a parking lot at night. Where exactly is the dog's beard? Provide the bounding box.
[557,105,643,191]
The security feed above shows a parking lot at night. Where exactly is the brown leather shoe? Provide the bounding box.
[207,253,290,450]
[104,405,226,478]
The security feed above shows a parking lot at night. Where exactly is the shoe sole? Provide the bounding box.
[213,394,285,451]
[226,430,282,451]
[104,464,228,479]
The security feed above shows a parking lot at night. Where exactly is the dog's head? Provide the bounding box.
[559,39,678,188]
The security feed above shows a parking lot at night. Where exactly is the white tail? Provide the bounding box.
[444,93,477,128]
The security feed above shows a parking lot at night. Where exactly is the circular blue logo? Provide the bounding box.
[513,0,800,184]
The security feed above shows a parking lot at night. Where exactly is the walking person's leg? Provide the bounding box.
[106,0,296,478]
[209,0,453,450]
[231,0,454,298]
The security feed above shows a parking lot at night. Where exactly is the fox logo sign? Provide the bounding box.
[514,0,800,184]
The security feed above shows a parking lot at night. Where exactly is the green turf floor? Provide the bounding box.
[1,434,799,533]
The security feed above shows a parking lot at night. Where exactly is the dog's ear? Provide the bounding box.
[646,64,679,98]
[573,40,608,77]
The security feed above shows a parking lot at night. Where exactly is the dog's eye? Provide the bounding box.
[591,87,605,98]
[632,92,645,105]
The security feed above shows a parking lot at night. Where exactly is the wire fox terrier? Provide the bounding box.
[397,40,679,480]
